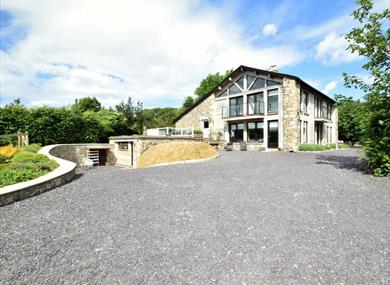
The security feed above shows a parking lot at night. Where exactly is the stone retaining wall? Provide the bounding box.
[0,145,77,206]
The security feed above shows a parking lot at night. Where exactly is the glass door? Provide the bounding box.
[268,120,279,148]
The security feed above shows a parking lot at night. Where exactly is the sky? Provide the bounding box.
[0,0,387,108]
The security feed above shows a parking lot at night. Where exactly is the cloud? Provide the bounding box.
[0,0,303,108]
[315,32,360,64]
[322,80,337,95]
[262,24,278,36]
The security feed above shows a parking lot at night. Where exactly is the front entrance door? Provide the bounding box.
[268,120,278,148]
[202,119,210,139]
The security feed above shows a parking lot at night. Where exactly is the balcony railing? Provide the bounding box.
[222,102,266,119]
[247,101,264,116]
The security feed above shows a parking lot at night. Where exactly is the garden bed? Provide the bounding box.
[0,144,59,187]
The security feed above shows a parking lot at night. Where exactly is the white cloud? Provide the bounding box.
[262,24,278,36]
[322,80,337,95]
[0,0,302,108]
[315,32,360,64]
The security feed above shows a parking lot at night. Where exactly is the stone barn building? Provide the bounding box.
[174,65,338,151]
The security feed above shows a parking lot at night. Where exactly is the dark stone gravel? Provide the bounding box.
[1,149,389,284]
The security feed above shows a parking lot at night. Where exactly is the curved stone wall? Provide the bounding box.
[0,145,77,206]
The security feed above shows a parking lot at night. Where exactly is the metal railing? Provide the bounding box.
[222,102,265,119]
[146,127,194,137]
[247,101,264,115]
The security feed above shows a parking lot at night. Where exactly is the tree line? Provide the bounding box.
[0,97,180,145]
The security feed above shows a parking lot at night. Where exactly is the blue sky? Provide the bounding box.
[0,0,386,108]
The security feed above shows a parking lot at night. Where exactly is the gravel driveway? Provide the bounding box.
[1,149,389,284]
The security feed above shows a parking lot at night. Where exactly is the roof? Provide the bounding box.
[174,65,335,123]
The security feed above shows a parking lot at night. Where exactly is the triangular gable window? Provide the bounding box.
[247,75,256,89]
[236,76,244,90]
[229,84,241,95]
[267,79,280,86]
[249,78,266,90]
[218,89,227,97]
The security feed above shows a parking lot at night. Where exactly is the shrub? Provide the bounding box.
[0,167,47,187]
[0,145,20,159]
[326,143,349,149]
[22,143,41,153]
[337,144,350,149]
[0,155,6,164]
[0,152,58,187]
[299,144,330,151]
[11,151,51,163]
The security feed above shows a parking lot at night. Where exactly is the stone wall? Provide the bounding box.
[49,144,114,165]
[282,78,300,151]
[175,95,217,138]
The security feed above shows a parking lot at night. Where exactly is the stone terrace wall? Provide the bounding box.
[282,78,300,151]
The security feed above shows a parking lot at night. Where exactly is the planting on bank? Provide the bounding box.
[0,144,58,187]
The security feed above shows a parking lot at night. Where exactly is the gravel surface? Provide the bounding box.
[1,149,389,284]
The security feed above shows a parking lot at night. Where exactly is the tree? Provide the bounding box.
[333,94,366,145]
[73,97,102,113]
[182,96,194,110]
[194,69,233,100]
[343,0,389,175]
[115,97,143,134]
[142,108,181,128]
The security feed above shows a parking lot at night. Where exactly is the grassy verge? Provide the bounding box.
[299,143,350,151]
[138,142,218,168]
[0,145,58,187]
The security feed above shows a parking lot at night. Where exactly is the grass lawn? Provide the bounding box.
[138,142,218,168]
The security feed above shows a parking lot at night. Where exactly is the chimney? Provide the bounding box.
[269,65,278,72]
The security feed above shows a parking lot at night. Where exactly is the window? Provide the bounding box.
[229,123,244,142]
[247,75,256,89]
[229,96,243,117]
[266,79,280,87]
[268,89,278,113]
[249,78,266,90]
[247,92,264,115]
[248,121,264,142]
[236,76,244,90]
[228,84,241,95]
[203,120,209,129]
[326,103,332,120]
[302,121,308,143]
[218,89,227,97]
[118,142,128,151]
[315,98,322,117]
[300,90,308,113]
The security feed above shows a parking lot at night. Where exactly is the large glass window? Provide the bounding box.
[229,96,243,117]
[247,75,256,89]
[249,78,266,90]
[302,121,308,143]
[229,123,244,142]
[268,89,278,113]
[267,79,280,87]
[247,92,264,115]
[248,121,264,142]
[218,89,227,97]
[326,103,332,119]
[300,90,308,113]
[228,84,241,95]
[236,76,244,90]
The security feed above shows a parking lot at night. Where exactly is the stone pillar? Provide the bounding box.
[282,78,300,151]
